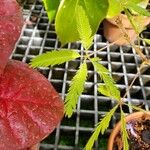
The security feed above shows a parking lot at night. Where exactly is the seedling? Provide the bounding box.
[31,0,150,149]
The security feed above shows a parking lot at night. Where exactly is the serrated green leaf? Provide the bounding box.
[55,0,108,45]
[30,49,80,68]
[127,2,150,16]
[76,5,93,50]
[143,38,150,44]
[125,9,147,34]
[55,0,79,45]
[107,0,123,18]
[121,110,129,150]
[91,59,120,100]
[131,105,147,112]
[43,0,60,22]
[85,104,118,150]
[106,0,143,18]
[65,63,88,118]
[98,84,120,100]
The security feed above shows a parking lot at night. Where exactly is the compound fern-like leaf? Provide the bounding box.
[91,58,120,100]
[76,5,93,50]
[30,49,80,68]
[65,62,88,118]
[85,104,118,150]
[121,110,129,150]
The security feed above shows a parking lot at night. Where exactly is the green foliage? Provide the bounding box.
[137,0,149,8]
[121,110,129,150]
[143,38,150,45]
[85,104,118,150]
[55,0,108,46]
[30,49,80,68]
[106,0,123,18]
[76,5,93,50]
[106,0,145,18]
[131,105,148,112]
[65,63,88,118]
[91,58,120,100]
[43,0,60,22]
[127,2,150,16]
[125,9,147,34]
[55,0,79,46]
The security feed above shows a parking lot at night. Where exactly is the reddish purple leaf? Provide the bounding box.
[0,0,23,75]
[0,60,64,149]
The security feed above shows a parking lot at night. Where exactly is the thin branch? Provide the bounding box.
[122,63,144,100]
[115,17,147,61]
[88,38,121,57]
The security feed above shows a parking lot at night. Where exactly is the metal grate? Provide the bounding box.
[11,0,150,149]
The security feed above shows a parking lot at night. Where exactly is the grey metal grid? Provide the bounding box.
[11,0,150,149]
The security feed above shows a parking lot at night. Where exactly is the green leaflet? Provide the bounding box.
[137,0,149,9]
[85,104,118,150]
[55,0,108,45]
[121,110,129,150]
[65,63,88,118]
[98,84,120,101]
[106,0,143,18]
[143,38,150,45]
[76,5,93,50]
[125,9,146,34]
[30,49,80,68]
[106,0,123,18]
[91,59,120,100]
[55,0,79,45]
[43,0,60,22]
[127,2,150,16]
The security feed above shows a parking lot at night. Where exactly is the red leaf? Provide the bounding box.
[0,0,23,75]
[0,60,64,149]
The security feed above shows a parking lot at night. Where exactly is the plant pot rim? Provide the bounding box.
[107,111,150,150]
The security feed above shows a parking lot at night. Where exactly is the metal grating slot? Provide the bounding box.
[11,0,150,150]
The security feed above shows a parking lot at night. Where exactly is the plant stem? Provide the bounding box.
[88,38,121,58]
[115,17,147,61]
[122,63,144,100]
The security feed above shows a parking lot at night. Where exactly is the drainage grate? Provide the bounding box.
[11,0,150,150]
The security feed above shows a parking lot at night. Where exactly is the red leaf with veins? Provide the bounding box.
[0,0,23,75]
[0,60,64,150]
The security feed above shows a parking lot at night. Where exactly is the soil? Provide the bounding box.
[113,115,150,150]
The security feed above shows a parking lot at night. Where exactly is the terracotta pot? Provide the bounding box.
[107,111,150,150]
[103,14,150,45]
